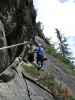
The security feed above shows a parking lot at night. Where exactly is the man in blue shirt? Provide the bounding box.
[35,44,44,68]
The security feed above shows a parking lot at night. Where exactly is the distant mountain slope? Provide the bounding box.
[46,54,75,96]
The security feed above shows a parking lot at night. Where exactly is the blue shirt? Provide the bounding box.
[36,47,44,57]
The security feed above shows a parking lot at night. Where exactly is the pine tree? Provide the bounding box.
[55,28,71,58]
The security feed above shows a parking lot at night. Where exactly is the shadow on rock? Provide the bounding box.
[0,68,16,83]
[0,73,15,82]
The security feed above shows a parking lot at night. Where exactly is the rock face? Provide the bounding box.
[0,0,36,72]
[0,1,55,99]
[0,59,54,100]
[0,20,9,72]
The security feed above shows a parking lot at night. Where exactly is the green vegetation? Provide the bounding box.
[69,96,75,100]
[22,63,40,78]
[55,28,71,57]
[46,28,74,70]
[47,46,73,67]
[47,44,74,64]
[22,62,56,90]
[46,46,57,56]
[22,62,70,97]
[63,65,75,76]
[46,45,75,76]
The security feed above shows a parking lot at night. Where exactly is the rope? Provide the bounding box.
[0,41,30,74]
[24,78,32,100]
[0,41,28,50]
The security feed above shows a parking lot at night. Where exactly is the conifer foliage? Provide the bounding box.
[55,28,71,58]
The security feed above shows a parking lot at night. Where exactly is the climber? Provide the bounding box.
[35,44,45,69]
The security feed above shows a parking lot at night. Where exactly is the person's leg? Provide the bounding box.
[36,57,42,70]
[36,54,40,64]
[37,58,39,64]
[40,59,43,67]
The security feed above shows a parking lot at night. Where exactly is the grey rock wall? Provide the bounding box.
[0,60,54,100]
[0,0,36,72]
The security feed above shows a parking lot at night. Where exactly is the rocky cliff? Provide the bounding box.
[0,0,36,72]
[0,0,55,100]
